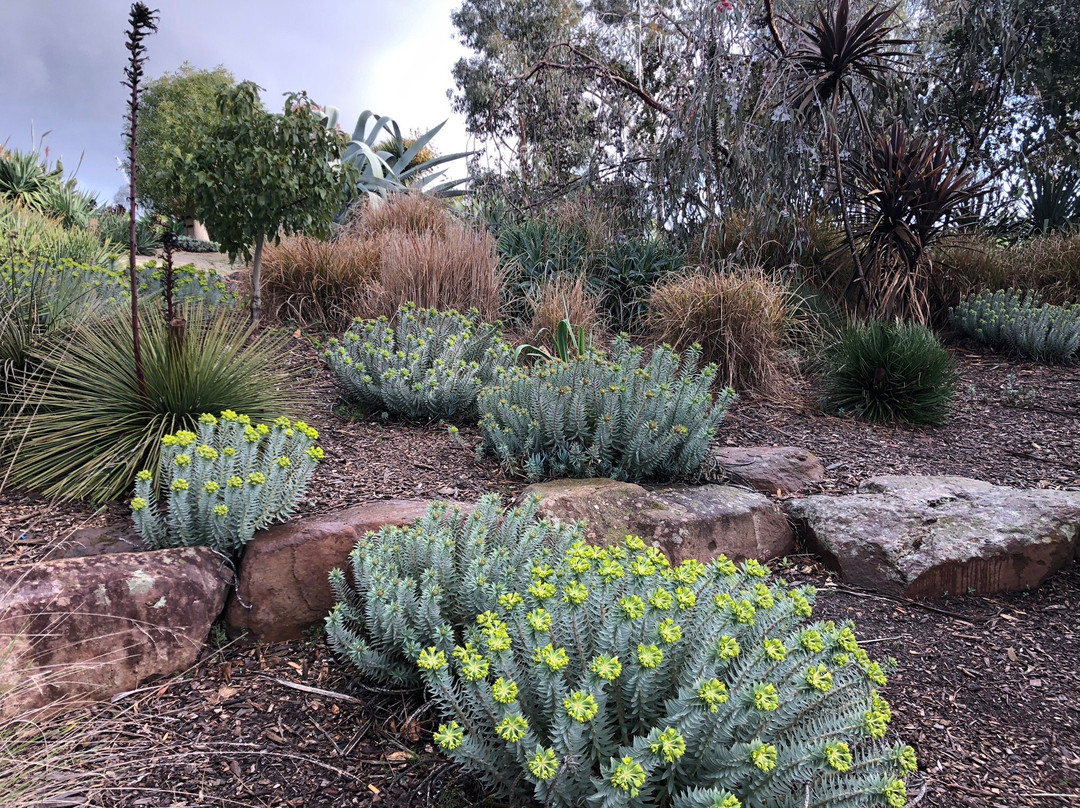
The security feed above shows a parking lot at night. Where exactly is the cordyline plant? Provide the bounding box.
[327,496,917,808]
[784,0,912,314]
[849,121,985,323]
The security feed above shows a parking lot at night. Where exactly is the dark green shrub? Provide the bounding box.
[592,238,682,332]
[951,289,1080,363]
[328,497,917,808]
[821,319,957,424]
[497,219,590,320]
[324,303,514,422]
[478,336,733,481]
[1,303,299,502]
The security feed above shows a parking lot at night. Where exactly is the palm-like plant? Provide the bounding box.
[788,0,911,123]
[850,121,985,322]
[785,0,912,308]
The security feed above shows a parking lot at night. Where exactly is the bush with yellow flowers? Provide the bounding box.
[327,496,916,808]
[130,411,323,555]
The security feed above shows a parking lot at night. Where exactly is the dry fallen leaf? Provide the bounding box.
[218,685,239,699]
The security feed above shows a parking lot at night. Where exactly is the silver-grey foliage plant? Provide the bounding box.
[479,336,734,482]
[326,496,916,808]
[951,288,1080,363]
[131,411,323,556]
[324,303,515,422]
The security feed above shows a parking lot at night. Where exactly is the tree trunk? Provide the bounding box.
[828,103,866,313]
[250,230,265,322]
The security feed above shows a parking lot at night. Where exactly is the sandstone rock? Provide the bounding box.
[709,446,826,494]
[226,500,460,642]
[523,478,794,564]
[0,547,229,717]
[51,525,145,560]
[785,475,1080,598]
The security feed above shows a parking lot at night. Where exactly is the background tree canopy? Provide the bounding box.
[450,0,1080,245]
[133,62,236,219]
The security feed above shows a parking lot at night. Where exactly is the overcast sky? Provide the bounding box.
[1,0,472,202]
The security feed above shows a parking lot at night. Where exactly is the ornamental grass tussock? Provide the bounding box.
[951,288,1080,363]
[324,302,514,422]
[478,334,734,482]
[327,497,915,808]
[131,411,323,556]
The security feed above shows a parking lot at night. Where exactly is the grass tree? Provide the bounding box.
[185,82,354,321]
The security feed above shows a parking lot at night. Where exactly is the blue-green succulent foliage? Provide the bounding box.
[327,497,916,808]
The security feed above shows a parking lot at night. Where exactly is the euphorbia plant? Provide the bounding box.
[327,497,917,808]
[131,410,323,556]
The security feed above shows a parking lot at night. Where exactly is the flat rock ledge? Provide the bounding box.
[784,475,1080,598]
[0,547,229,717]
[708,446,826,495]
[226,499,467,642]
[523,478,794,564]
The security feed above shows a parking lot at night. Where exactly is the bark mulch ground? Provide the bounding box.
[722,348,1080,493]
[68,560,1078,808]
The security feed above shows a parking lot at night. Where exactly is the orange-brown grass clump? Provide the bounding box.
[526,273,605,340]
[261,234,379,332]
[263,193,503,330]
[648,265,796,397]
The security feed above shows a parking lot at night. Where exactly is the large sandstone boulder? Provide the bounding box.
[523,478,794,564]
[785,475,1080,598]
[0,547,229,717]
[708,446,826,495]
[226,500,460,642]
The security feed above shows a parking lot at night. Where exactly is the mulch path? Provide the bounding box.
[3,334,1079,806]
[722,348,1080,493]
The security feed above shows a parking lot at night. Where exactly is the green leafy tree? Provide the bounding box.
[135,62,236,218]
[184,82,355,320]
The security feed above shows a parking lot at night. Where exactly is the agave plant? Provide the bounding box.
[1021,165,1080,234]
[849,121,985,322]
[321,108,472,211]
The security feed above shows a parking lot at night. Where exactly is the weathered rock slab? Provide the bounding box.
[51,525,145,560]
[0,547,229,717]
[785,475,1080,598]
[709,446,826,494]
[523,478,794,564]
[225,500,460,642]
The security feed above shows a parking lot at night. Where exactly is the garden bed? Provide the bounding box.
[2,335,1078,807]
[35,560,1079,808]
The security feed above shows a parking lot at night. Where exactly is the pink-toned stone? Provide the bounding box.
[709,446,826,494]
[523,478,794,564]
[0,547,229,717]
[225,500,464,642]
